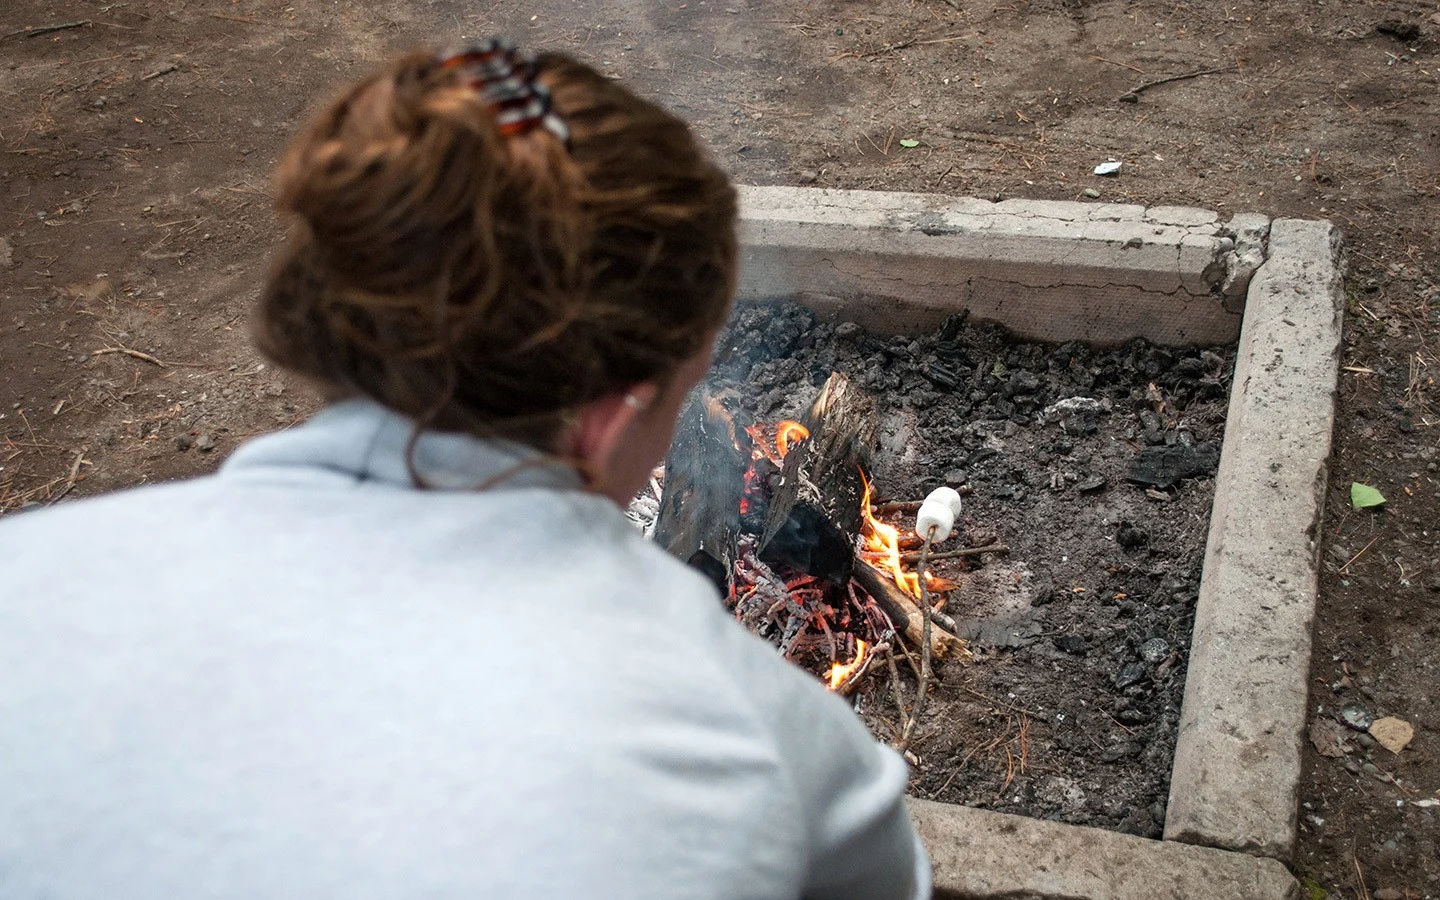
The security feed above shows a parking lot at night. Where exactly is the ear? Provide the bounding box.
[565,382,660,484]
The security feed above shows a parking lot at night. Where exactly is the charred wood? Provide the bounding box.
[654,393,750,596]
[758,372,877,584]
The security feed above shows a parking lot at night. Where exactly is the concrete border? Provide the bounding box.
[908,799,1301,900]
[734,188,1346,898]
[736,186,1265,347]
[1164,219,1346,858]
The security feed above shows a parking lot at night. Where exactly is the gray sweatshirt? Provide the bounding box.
[0,400,930,899]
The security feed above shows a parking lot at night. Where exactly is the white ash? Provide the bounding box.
[624,471,664,537]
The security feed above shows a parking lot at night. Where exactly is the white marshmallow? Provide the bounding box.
[914,500,955,543]
[925,486,963,518]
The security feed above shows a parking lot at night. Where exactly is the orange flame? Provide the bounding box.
[858,473,924,598]
[827,639,868,690]
[776,421,810,458]
[745,420,810,466]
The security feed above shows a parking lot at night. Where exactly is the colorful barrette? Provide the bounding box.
[438,37,570,145]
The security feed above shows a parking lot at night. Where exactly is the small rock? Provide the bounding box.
[943,469,967,486]
[1356,733,1376,749]
[174,434,193,452]
[1094,161,1122,176]
[797,169,820,185]
[1138,637,1170,663]
[1053,634,1089,655]
[1340,704,1374,731]
[1076,474,1107,493]
[1114,661,1148,689]
[1362,762,1380,776]
[1100,741,1142,763]
[195,434,216,453]
[1082,188,1101,199]
[1375,889,1404,900]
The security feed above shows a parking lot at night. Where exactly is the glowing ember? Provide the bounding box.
[827,639,868,690]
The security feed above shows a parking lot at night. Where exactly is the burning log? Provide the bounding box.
[654,393,750,595]
[649,371,972,696]
[852,561,970,662]
[757,372,876,584]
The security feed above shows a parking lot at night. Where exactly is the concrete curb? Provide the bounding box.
[736,186,1269,347]
[909,799,1301,900]
[1164,219,1347,859]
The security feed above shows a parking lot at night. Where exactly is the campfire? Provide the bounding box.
[644,372,972,701]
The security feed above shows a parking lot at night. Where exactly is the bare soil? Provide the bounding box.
[2,1,1437,896]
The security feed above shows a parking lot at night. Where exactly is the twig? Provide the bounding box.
[142,63,178,81]
[1091,55,1146,74]
[926,603,958,634]
[1338,537,1380,575]
[865,37,917,58]
[45,449,89,506]
[901,544,1010,564]
[899,526,937,752]
[1118,66,1238,101]
[962,686,1045,719]
[6,21,91,39]
[1352,852,1370,900]
[873,499,923,514]
[886,639,908,723]
[91,346,168,368]
[835,641,889,697]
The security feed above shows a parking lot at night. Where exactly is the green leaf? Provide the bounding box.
[899,139,920,148]
[1351,482,1387,509]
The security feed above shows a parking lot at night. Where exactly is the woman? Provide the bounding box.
[0,40,930,899]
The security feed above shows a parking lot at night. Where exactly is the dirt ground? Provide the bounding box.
[2,0,1437,896]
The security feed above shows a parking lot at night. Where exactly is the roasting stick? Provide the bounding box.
[899,524,936,752]
[898,488,962,752]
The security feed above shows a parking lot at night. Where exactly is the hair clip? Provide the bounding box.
[438,37,570,145]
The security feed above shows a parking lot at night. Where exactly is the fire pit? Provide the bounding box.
[639,188,1344,899]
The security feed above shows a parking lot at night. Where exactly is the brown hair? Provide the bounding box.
[256,49,737,448]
